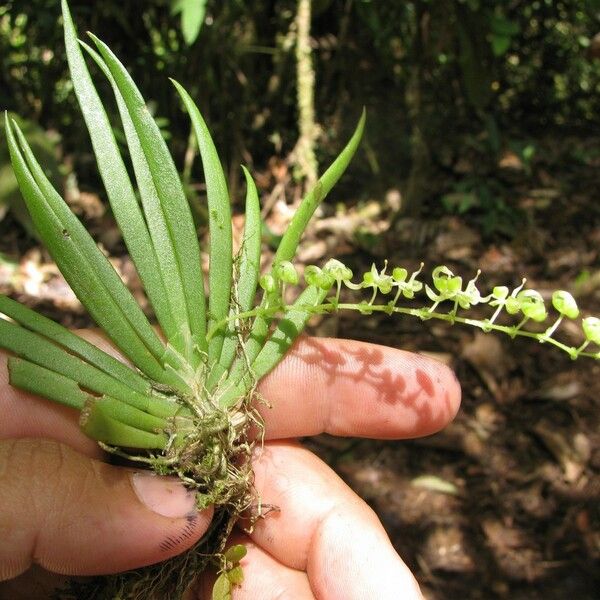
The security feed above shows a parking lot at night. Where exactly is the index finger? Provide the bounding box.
[258,336,461,440]
[0,333,460,448]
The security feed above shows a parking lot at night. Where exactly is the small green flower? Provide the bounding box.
[323,258,353,282]
[431,266,460,295]
[259,273,276,293]
[425,266,463,307]
[304,265,335,290]
[552,290,579,319]
[274,261,299,285]
[455,271,484,310]
[516,290,547,322]
[401,265,424,299]
[362,263,393,294]
[582,316,600,345]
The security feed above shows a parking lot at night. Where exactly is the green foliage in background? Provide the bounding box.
[0,113,62,234]
[171,0,207,45]
[2,0,600,232]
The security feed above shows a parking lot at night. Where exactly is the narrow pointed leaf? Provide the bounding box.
[234,168,262,316]
[274,109,365,265]
[0,294,151,394]
[8,357,89,410]
[208,166,261,389]
[0,319,178,418]
[62,1,180,350]
[90,34,207,358]
[5,115,183,387]
[171,79,232,366]
[80,402,168,449]
[14,122,169,365]
[80,41,193,362]
[227,112,365,379]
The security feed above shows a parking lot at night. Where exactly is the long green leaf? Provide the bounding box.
[226,112,365,379]
[207,166,261,390]
[88,396,168,433]
[170,79,232,366]
[8,357,89,410]
[13,123,170,367]
[0,319,178,418]
[5,116,185,387]
[8,357,168,434]
[234,167,262,317]
[274,109,366,264]
[90,34,207,360]
[80,41,194,364]
[80,402,168,449]
[62,0,181,353]
[0,294,151,395]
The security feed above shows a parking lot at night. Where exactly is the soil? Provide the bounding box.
[304,156,600,598]
[1,140,598,599]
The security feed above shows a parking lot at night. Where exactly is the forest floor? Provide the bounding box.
[310,211,600,600]
[305,139,600,600]
[0,136,598,599]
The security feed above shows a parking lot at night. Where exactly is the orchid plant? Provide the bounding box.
[1,2,598,598]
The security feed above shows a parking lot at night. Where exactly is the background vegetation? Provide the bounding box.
[1,1,599,599]
[3,0,600,226]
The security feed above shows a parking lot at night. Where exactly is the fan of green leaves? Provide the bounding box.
[0,0,365,450]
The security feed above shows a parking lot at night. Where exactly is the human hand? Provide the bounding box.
[0,332,460,599]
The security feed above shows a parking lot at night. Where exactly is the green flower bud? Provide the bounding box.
[517,290,547,322]
[582,316,600,345]
[492,286,509,300]
[392,267,408,283]
[323,258,353,282]
[432,265,454,294]
[551,290,579,319]
[305,265,334,290]
[305,265,323,286]
[274,261,299,285]
[259,273,276,293]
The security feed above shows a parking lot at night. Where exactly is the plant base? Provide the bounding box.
[56,388,260,600]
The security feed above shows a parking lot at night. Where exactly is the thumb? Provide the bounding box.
[0,438,212,580]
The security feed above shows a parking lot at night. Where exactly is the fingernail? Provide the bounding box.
[130,471,197,518]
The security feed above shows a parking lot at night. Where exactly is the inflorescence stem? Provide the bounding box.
[207,261,600,361]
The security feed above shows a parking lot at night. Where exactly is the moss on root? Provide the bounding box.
[56,389,261,600]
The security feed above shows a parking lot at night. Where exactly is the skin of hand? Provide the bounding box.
[0,331,460,600]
